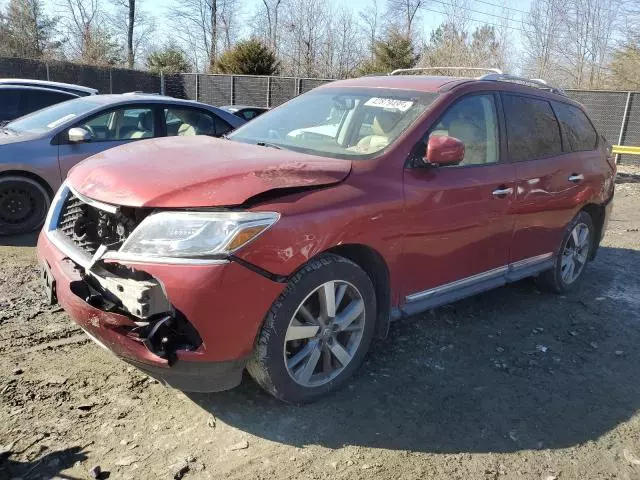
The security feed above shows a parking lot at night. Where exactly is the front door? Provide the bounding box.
[58,106,158,179]
[401,93,516,313]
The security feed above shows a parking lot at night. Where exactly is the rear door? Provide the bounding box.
[401,92,517,311]
[503,93,587,263]
[57,104,159,178]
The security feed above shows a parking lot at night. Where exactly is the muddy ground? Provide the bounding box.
[1,167,640,480]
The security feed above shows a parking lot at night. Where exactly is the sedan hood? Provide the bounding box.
[68,136,351,208]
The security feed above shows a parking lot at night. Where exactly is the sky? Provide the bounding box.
[34,0,535,68]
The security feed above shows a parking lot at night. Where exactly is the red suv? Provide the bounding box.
[37,72,615,403]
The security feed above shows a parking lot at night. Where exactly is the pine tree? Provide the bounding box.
[214,39,279,75]
[0,0,61,59]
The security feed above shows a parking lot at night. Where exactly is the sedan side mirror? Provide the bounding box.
[68,127,91,143]
[424,135,465,167]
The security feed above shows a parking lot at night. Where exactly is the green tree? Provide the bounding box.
[610,41,640,90]
[213,38,279,75]
[81,26,123,66]
[358,30,418,75]
[146,46,191,73]
[0,0,61,59]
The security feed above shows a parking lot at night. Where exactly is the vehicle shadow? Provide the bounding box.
[0,231,38,247]
[187,246,640,454]
[616,171,640,184]
[0,446,90,479]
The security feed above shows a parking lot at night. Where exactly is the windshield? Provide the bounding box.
[6,98,101,134]
[229,87,438,160]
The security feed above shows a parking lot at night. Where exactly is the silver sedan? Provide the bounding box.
[0,94,245,235]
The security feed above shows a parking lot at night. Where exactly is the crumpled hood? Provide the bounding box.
[68,136,352,207]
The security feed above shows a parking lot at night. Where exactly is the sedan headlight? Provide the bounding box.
[118,211,279,260]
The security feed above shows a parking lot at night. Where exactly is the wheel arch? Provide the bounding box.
[0,169,54,198]
[580,202,605,259]
[324,243,391,340]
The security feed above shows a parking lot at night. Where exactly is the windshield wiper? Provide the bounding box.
[256,141,282,150]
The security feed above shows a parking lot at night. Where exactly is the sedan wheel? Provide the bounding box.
[0,177,51,236]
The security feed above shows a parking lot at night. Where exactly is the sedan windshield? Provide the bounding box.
[229,87,438,160]
[6,98,101,134]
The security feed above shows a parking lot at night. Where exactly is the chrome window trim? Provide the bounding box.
[405,252,554,303]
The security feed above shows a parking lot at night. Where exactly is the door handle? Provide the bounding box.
[492,187,513,197]
[568,173,584,182]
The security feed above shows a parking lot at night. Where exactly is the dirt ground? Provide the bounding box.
[1,167,640,480]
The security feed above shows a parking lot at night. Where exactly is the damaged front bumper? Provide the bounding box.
[37,231,285,392]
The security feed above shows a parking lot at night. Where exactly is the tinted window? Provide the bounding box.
[240,109,258,120]
[213,114,232,136]
[24,90,74,112]
[503,94,562,161]
[164,107,215,136]
[0,89,22,120]
[76,107,155,141]
[427,94,499,166]
[553,102,597,152]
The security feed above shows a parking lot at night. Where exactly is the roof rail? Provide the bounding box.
[390,67,503,76]
[479,73,566,96]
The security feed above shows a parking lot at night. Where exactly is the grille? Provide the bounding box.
[56,191,140,256]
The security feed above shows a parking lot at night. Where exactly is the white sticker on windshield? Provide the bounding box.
[46,114,77,129]
[364,97,414,112]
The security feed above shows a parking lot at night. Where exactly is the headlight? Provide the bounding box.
[117,211,279,260]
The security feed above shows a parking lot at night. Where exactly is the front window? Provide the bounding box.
[5,98,101,134]
[229,88,438,160]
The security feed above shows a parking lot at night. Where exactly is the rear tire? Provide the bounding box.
[0,176,51,236]
[537,211,594,293]
[247,253,376,403]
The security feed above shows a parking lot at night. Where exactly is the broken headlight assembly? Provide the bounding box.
[109,210,280,263]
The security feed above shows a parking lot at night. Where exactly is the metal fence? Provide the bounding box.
[1,56,639,165]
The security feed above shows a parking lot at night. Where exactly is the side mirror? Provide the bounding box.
[424,135,465,167]
[68,127,91,143]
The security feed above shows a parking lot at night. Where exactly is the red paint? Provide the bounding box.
[68,135,350,207]
[38,76,615,384]
[426,135,465,166]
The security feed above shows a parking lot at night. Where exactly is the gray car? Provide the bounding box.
[0,93,245,235]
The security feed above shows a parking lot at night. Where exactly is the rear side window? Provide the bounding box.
[503,94,562,162]
[24,90,74,112]
[0,89,22,119]
[553,102,597,152]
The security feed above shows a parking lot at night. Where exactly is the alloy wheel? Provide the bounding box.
[283,280,366,387]
[561,222,590,284]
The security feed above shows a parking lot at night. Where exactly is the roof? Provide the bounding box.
[0,78,98,95]
[80,93,201,104]
[320,75,465,93]
[221,105,268,111]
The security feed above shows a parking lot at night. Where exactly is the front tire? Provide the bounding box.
[0,176,51,236]
[538,211,594,293]
[247,254,376,403]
